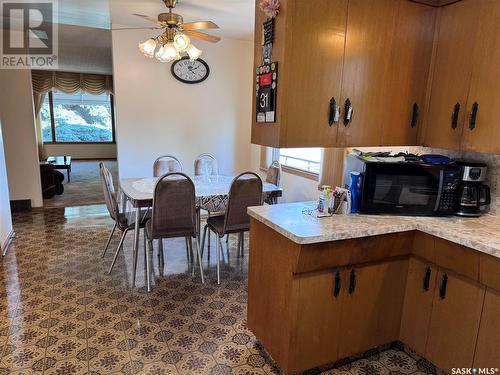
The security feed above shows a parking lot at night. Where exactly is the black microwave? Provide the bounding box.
[343,155,462,216]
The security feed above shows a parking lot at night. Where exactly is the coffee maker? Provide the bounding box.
[454,161,491,217]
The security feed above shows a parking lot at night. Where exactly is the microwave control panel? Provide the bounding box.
[437,169,461,213]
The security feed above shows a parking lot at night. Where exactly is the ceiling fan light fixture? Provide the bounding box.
[160,42,181,62]
[138,38,157,58]
[173,32,190,52]
[186,43,202,61]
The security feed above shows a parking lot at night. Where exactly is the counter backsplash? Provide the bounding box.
[347,146,500,217]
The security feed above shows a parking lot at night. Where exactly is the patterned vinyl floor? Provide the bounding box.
[0,205,439,375]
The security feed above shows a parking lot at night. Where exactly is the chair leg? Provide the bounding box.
[146,239,152,292]
[226,234,229,245]
[108,229,128,274]
[241,233,245,258]
[216,234,221,285]
[201,225,208,258]
[102,223,117,258]
[237,232,242,258]
[158,240,164,276]
[208,228,211,254]
[194,236,205,284]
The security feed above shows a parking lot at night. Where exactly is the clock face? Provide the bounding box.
[171,58,210,84]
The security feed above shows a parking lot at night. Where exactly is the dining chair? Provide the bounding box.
[201,172,263,284]
[194,153,219,176]
[99,162,149,279]
[264,160,281,205]
[153,155,183,177]
[144,172,204,292]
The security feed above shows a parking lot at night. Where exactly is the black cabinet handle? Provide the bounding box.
[439,273,448,299]
[423,267,431,291]
[348,269,356,294]
[329,97,339,126]
[451,102,460,130]
[469,102,478,130]
[343,98,353,127]
[411,102,419,128]
[333,271,341,298]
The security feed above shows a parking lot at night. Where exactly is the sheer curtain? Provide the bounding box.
[31,70,114,159]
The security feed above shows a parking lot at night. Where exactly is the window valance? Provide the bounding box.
[31,70,113,95]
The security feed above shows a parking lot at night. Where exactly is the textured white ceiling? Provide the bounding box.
[110,0,254,41]
[57,0,111,29]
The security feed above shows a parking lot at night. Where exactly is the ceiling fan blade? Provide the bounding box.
[181,21,219,30]
[184,30,221,43]
[112,27,163,30]
[132,13,163,26]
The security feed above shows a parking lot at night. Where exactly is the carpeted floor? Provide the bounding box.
[43,160,118,208]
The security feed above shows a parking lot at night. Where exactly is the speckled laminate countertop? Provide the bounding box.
[247,202,500,258]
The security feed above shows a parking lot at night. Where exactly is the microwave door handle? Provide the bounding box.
[434,170,445,212]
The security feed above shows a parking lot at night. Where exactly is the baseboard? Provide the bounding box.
[10,199,32,212]
[1,229,15,257]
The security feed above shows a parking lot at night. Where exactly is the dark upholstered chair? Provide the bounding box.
[201,172,263,284]
[194,153,218,176]
[99,162,149,279]
[144,173,204,292]
[153,155,183,177]
[40,163,64,199]
[264,160,281,205]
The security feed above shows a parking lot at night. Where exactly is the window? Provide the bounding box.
[278,148,322,175]
[41,91,115,143]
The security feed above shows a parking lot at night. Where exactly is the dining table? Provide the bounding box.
[119,174,282,285]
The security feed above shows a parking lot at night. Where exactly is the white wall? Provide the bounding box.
[111,29,254,178]
[0,70,43,207]
[43,143,117,160]
[0,119,13,251]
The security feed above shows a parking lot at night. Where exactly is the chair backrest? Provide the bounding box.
[153,155,183,177]
[223,172,263,233]
[194,153,218,176]
[150,172,197,239]
[99,162,119,221]
[266,160,281,186]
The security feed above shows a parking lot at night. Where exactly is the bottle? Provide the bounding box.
[349,172,361,213]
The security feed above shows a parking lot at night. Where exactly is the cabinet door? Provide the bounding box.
[290,270,343,372]
[421,0,481,150]
[381,1,436,146]
[338,259,408,358]
[337,0,399,147]
[474,288,500,368]
[284,0,347,147]
[400,258,437,355]
[461,0,500,153]
[426,270,485,373]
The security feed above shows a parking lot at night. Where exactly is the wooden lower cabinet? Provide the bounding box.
[400,258,437,355]
[289,270,343,372]
[426,270,485,373]
[338,259,408,358]
[474,288,500,368]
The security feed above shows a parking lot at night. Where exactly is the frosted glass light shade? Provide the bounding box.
[157,43,181,62]
[173,33,190,52]
[139,38,157,58]
[186,44,202,61]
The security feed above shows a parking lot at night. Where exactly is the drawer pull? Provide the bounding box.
[333,271,341,298]
[348,269,356,294]
[451,102,460,130]
[439,273,448,299]
[423,267,431,291]
[329,97,340,126]
[344,98,353,127]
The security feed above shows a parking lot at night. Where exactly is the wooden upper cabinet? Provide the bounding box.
[381,1,436,146]
[421,0,481,149]
[250,0,347,148]
[337,0,399,147]
[460,0,500,153]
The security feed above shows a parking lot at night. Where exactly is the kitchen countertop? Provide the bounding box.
[247,202,500,259]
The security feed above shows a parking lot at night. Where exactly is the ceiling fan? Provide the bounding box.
[121,0,221,63]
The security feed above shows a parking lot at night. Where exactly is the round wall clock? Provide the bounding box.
[171,57,210,84]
